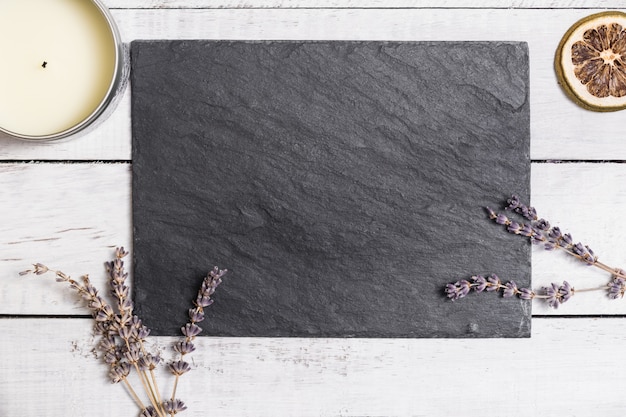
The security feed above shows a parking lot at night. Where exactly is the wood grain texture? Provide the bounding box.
[1,317,625,417]
[101,0,626,9]
[0,163,131,315]
[2,8,626,160]
[531,162,626,315]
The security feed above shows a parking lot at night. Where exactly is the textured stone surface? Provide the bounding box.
[131,40,531,337]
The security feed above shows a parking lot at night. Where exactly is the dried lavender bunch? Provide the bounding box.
[445,195,625,308]
[20,247,226,417]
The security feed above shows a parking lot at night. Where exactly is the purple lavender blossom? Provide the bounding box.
[518,287,534,300]
[608,270,626,299]
[109,362,131,383]
[445,280,471,301]
[503,281,518,298]
[505,194,537,221]
[543,281,574,308]
[535,218,550,231]
[472,275,487,292]
[544,283,561,309]
[181,323,202,338]
[173,341,196,355]
[140,407,158,417]
[486,274,501,292]
[168,360,191,376]
[163,399,188,414]
[559,281,574,303]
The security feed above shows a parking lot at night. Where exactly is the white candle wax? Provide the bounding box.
[0,0,119,139]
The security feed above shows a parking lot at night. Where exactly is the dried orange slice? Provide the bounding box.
[555,11,626,111]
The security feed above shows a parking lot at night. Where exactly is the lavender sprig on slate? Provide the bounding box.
[20,247,226,417]
[445,274,576,308]
[167,266,226,409]
[446,195,626,308]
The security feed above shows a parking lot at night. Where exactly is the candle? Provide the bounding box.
[0,0,124,140]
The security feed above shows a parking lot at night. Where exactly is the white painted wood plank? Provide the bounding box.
[101,0,626,9]
[1,317,624,416]
[2,8,626,161]
[530,162,626,315]
[0,163,131,315]
[3,162,626,316]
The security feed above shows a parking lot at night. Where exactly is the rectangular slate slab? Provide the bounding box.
[131,40,531,338]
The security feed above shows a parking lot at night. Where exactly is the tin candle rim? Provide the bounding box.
[0,0,125,142]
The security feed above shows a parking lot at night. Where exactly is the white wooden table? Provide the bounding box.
[2,1,626,416]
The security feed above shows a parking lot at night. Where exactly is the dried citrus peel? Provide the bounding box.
[555,11,626,111]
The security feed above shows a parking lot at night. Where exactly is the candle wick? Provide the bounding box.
[41,61,47,68]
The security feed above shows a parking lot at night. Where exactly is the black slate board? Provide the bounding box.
[131,40,531,338]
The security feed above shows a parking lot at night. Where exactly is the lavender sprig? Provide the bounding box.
[445,274,584,308]
[445,273,611,308]
[487,195,616,272]
[20,247,226,417]
[168,266,226,407]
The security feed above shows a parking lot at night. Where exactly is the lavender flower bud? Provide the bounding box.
[535,218,550,231]
[519,224,533,237]
[472,275,487,293]
[495,213,508,225]
[519,287,534,300]
[608,271,626,299]
[507,221,521,234]
[33,263,49,275]
[140,406,158,417]
[544,283,560,308]
[503,281,517,298]
[548,226,562,240]
[561,233,573,246]
[485,207,497,219]
[116,246,129,259]
[163,399,188,414]
[118,325,135,340]
[559,281,574,303]
[55,271,70,282]
[181,323,202,338]
[544,241,557,251]
[530,229,545,245]
[125,344,141,363]
[174,340,196,355]
[95,304,114,322]
[99,336,116,352]
[525,206,537,221]
[196,295,214,308]
[189,307,205,323]
[139,353,161,371]
[109,362,131,383]
[136,325,151,340]
[168,360,191,376]
[505,195,520,210]
[486,274,501,292]
[104,350,119,365]
[445,280,470,301]
[445,283,458,300]
[111,283,129,300]
[89,296,106,310]
[572,243,585,256]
